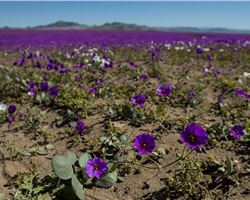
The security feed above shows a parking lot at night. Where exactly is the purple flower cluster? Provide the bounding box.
[26,81,59,97]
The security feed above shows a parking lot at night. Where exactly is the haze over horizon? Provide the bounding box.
[1,2,250,29]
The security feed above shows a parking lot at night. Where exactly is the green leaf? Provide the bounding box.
[71,174,85,200]
[78,153,91,168]
[119,134,128,144]
[52,155,73,180]
[225,156,233,175]
[65,151,78,165]
[45,144,54,150]
[100,136,108,143]
[96,170,118,188]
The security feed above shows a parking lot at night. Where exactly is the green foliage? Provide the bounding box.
[52,155,74,180]
[51,151,119,200]
[96,170,118,188]
[71,175,85,200]
[166,157,210,199]
[78,153,91,169]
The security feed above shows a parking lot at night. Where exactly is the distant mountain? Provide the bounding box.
[33,21,150,31]
[34,21,89,29]
[98,22,151,31]
[158,27,250,33]
[1,21,250,34]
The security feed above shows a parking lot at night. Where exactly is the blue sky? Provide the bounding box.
[0,2,250,29]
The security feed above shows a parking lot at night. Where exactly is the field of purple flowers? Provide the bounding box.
[0,30,250,200]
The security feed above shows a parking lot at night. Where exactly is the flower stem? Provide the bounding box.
[113,160,159,170]
[113,145,188,170]
[161,145,187,169]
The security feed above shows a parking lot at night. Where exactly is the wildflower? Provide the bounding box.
[134,133,156,155]
[187,91,196,100]
[59,68,71,74]
[8,116,15,123]
[46,63,53,71]
[8,104,16,115]
[27,82,37,96]
[49,86,59,97]
[140,74,148,81]
[35,61,41,69]
[235,88,249,100]
[156,85,173,97]
[104,61,113,68]
[196,48,203,54]
[97,78,104,84]
[87,87,98,94]
[40,82,49,92]
[180,123,208,149]
[76,120,85,135]
[131,94,146,106]
[230,125,245,139]
[235,88,246,97]
[85,158,108,179]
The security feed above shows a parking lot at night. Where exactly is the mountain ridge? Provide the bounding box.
[2,21,250,34]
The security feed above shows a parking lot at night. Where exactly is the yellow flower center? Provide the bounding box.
[141,143,148,150]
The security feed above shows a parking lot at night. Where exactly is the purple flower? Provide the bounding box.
[97,78,104,84]
[27,82,37,96]
[140,74,148,81]
[8,116,15,123]
[35,61,41,69]
[87,87,98,94]
[235,88,249,100]
[217,97,224,105]
[230,125,245,139]
[150,50,158,60]
[187,91,196,100]
[235,88,246,97]
[8,104,16,115]
[129,61,137,68]
[156,85,173,97]
[85,157,108,179]
[46,63,53,71]
[134,133,156,155]
[196,48,203,54]
[40,82,49,92]
[76,120,85,135]
[180,123,208,149]
[59,68,71,74]
[207,55,212,61]
[213,70,221,77]
[131,94,146,106]
[49,86,59,97]
[104,61,113,68]
[101,69,107,75]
